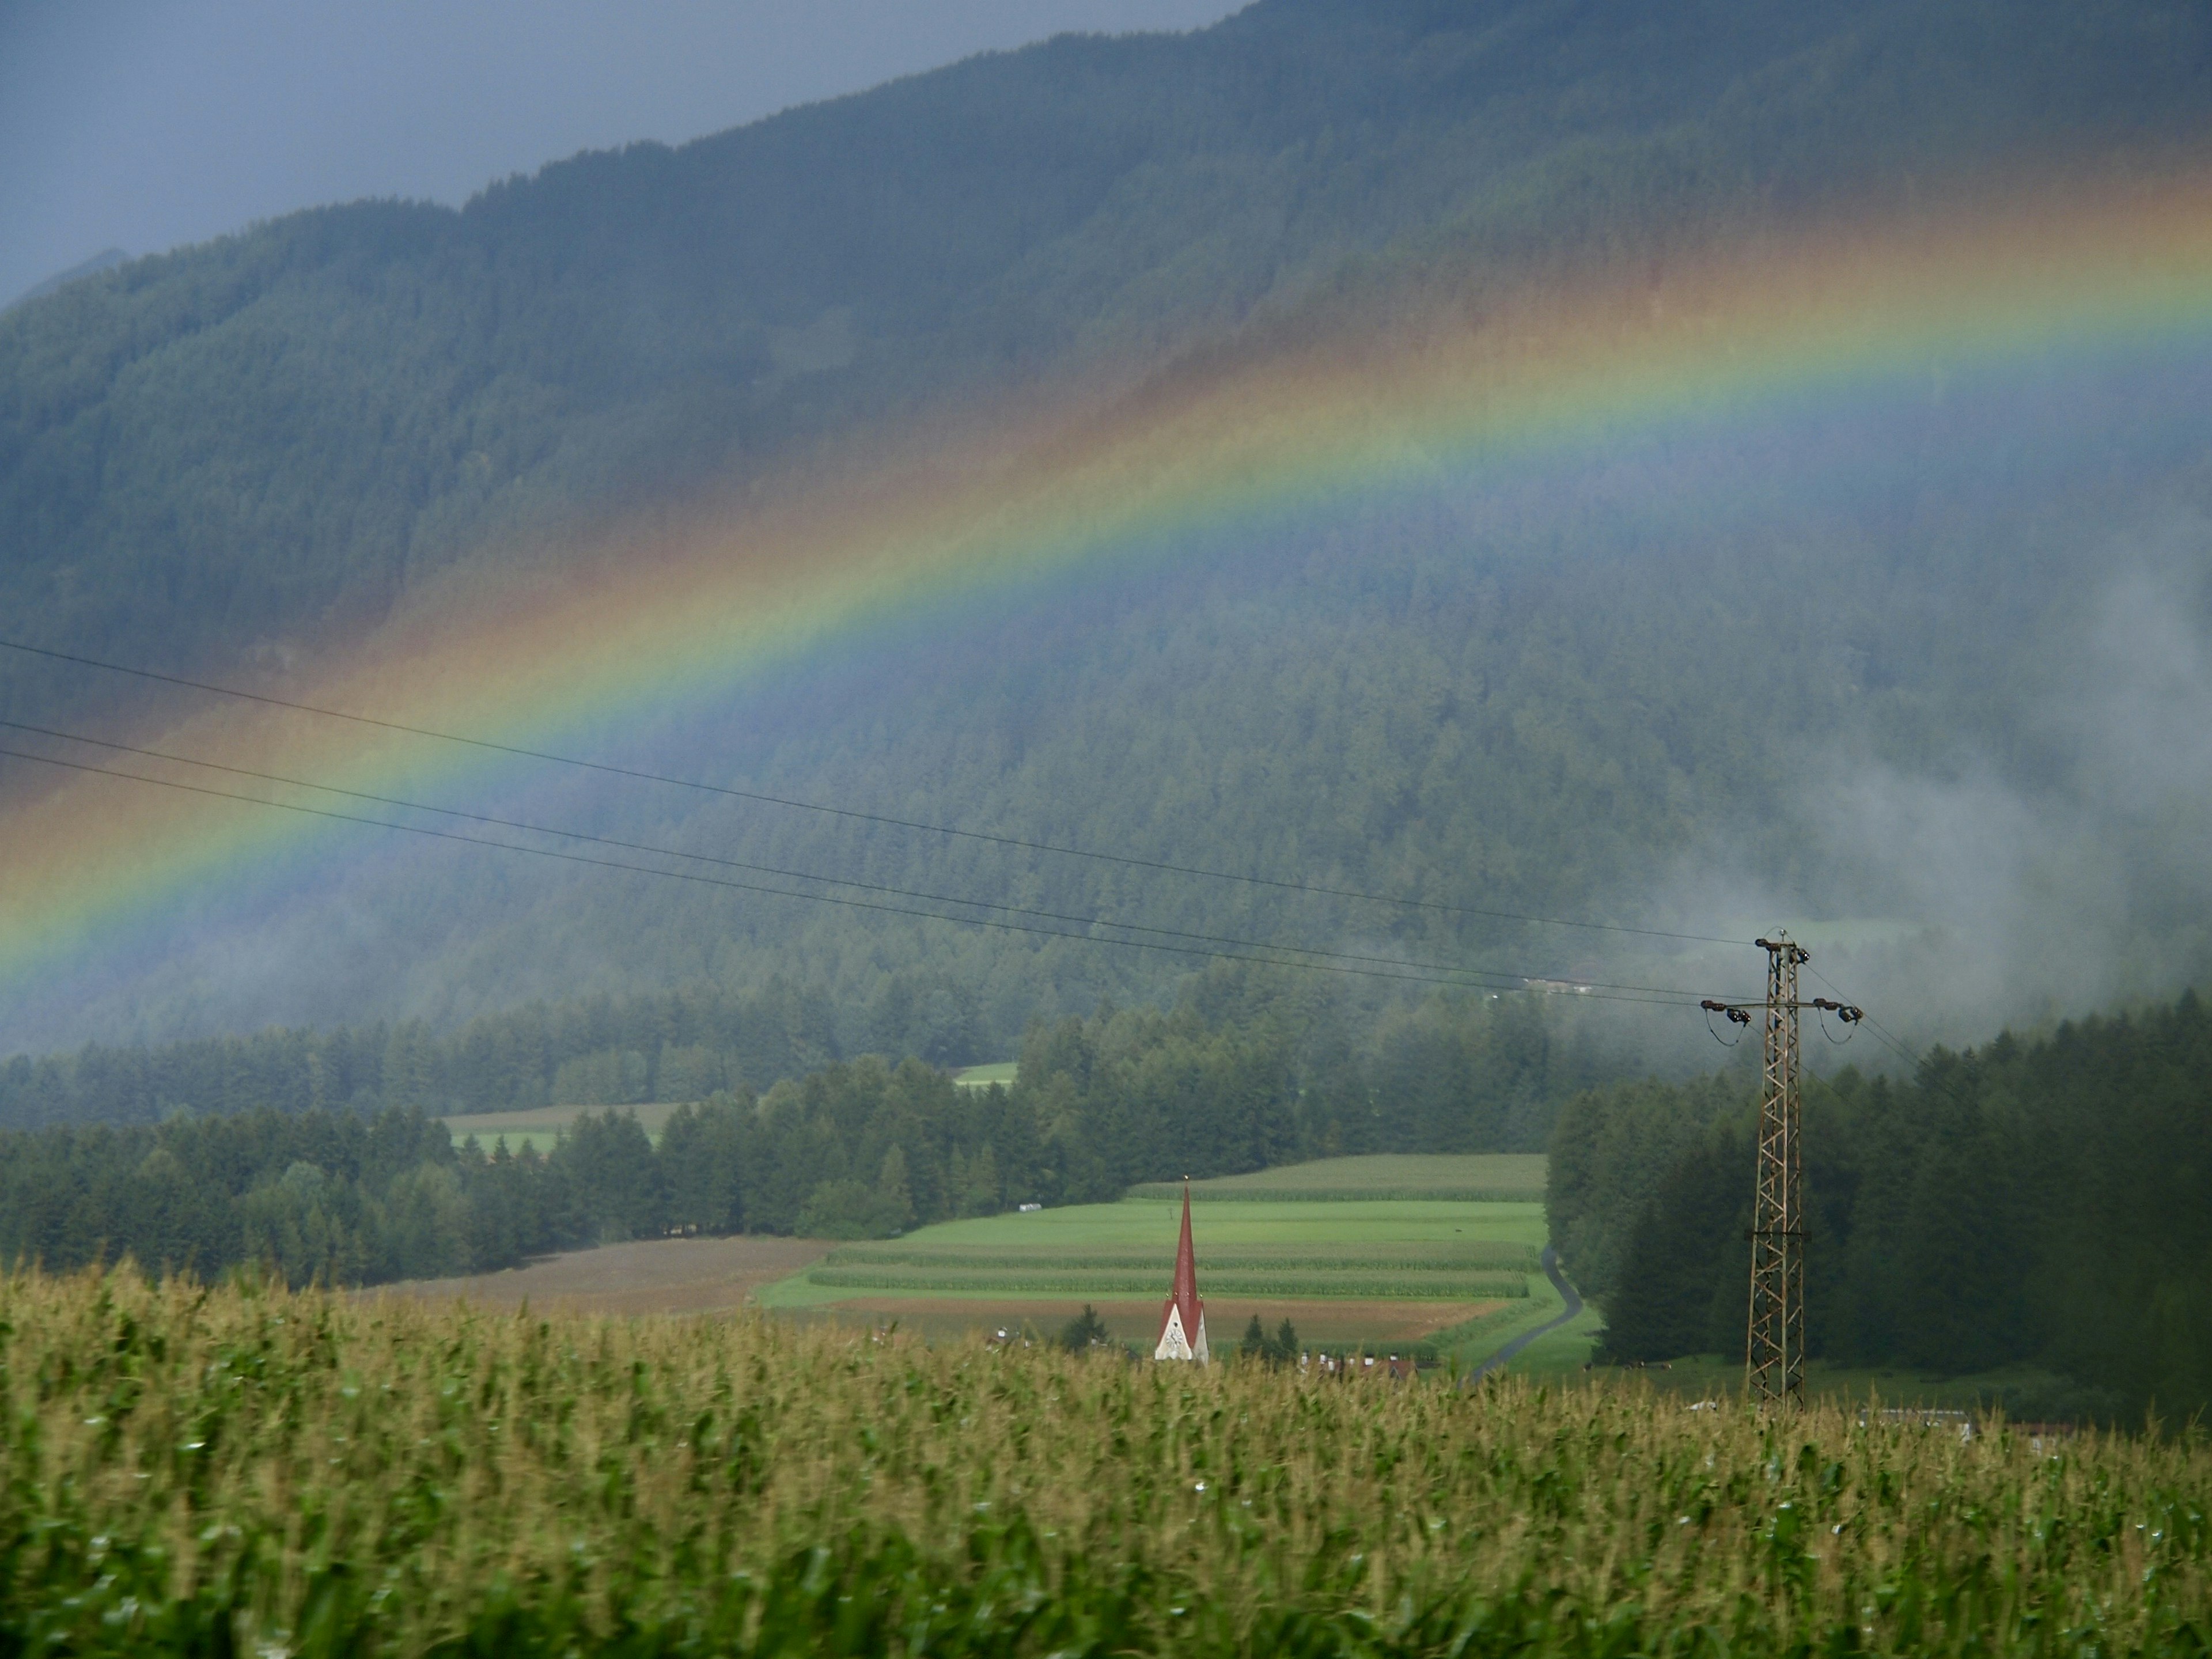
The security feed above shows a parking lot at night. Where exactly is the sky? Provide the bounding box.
[0,0,1243,307]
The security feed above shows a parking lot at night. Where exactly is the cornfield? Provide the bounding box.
[1,1268,2206,1656]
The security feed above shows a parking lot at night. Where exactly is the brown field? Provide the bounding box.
[785,1296,1506,1346]
[364,1234,832,1316]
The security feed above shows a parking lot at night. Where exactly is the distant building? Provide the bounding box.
[1153,1180,1209,1363]
[1304,1351,1418,1381]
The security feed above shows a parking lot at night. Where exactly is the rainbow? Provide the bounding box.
[6,166,2212,998]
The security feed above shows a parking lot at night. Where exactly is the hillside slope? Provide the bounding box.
[7,0,2201,725]
[2,0,2209,1054]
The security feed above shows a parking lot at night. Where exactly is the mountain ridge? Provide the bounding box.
[1,0,2209,1057]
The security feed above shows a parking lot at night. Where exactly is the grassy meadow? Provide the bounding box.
[947,1062,1018,1089]
[438,1099,692,1154]
[759,1156,1580,1367]
[1126,1153,1547,1203]
[5,1268,2209,1656]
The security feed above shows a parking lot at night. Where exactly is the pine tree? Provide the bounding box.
[1058,1304,1111,1351]
[874,1146,916,1236]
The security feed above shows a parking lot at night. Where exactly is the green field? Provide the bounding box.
[6,1270,2207,1656]
[948,1060,1018,1088]
[1127,1152,1546,1202]
[438,1099,691,1153]
[759,1156,1581,1369]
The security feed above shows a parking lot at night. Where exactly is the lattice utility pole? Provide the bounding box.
[1745,935,1806,1407]
[1701,935,1859,1410]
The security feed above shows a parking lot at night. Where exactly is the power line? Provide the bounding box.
[1,744,1728,1009]
[1805,961,1926,1072]
[0,718,1729,1002]
[1706,950,1915,1072]
[0,637,1748,946]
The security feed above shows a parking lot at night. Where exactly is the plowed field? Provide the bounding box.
[366,1234,831,1316]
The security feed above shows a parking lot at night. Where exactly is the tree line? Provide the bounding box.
[0,961,1612,1142]
[0,964,1602,1287]
[1548,987,2212,1421]
[0,977,849,1131]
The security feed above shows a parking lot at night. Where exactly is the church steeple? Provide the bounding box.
[1153,1179,1209,1362]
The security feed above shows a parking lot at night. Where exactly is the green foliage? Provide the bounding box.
[1552,987,2212,1421]
[1545,1072,1749,1310]
[1240,1313,1303,1366]
[0,976,843,1128]
[1240,1310,1268,1357]
[2,1270,2209,1654]
[1056,1302,1111,1351]
[1003,973,1589,1207]
[795,1149,917,1240]
[1,965,1609,1152]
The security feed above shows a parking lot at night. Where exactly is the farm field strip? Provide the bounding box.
[865,1196,1550,1248]
[802,1266,1532,1298]
[438,1099,694,1147]
[762,1171,1564,1367]
[823,1241,1540,1270]
[367,1234,832,1316]
[1127,1153,1546,1202]
[1124,1184,1545,1202]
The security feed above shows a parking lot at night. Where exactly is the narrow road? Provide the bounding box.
[1470,1245,1584,1380]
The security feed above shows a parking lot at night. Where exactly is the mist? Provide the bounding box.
[1668,542,2212,1065]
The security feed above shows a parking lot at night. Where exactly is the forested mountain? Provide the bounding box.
[10,0,2196,718]
[2,0,2209,1059]
[5,249,129,313]
[1548,987,2212,1420]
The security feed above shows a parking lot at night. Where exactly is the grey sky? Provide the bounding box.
[0,0,1243,306]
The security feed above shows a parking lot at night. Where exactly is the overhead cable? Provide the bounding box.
[0,637,1749,945]
[1,744,1732,1009]
[1,718,1729,1001]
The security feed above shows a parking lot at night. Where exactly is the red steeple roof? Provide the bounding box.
[1154,1178,1209,1362]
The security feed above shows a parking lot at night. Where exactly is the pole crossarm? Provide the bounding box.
[1698,997,1862,1021]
